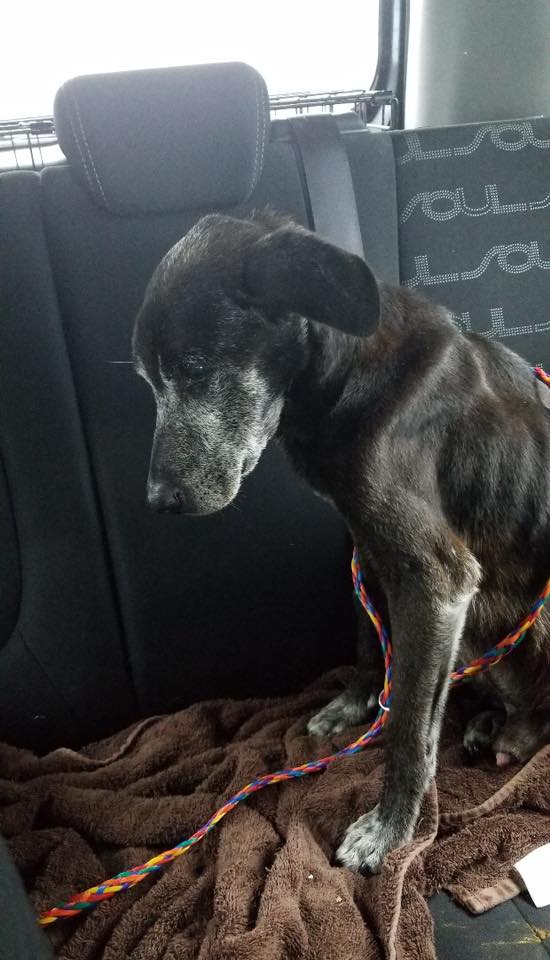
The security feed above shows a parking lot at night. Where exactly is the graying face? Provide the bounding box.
[135,351,284,515]
[132,214,308,516]
[132,209,372,516]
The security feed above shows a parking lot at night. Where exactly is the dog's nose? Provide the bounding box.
[147,481,184,514]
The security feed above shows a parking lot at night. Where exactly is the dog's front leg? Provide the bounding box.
[336,543,479,874]
[308,597,386,737]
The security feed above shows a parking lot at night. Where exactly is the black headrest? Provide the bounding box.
[54,62,269,216]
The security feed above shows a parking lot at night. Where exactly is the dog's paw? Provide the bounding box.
[307,691,377,737]
[492,710,550,766]
[463,709,505,764]
[335,806,409,874]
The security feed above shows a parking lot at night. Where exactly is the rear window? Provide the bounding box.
[1,0,379,120]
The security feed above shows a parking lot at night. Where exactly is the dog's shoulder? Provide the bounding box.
[379,283,458,340]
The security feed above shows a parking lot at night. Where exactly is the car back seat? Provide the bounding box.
[0,171,136,749]
[390,118,550,368]
[0,64,366,750]
[1,63,549,756]
[2,60,550,960]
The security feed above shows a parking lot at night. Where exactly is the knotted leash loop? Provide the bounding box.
[38,367,550,927]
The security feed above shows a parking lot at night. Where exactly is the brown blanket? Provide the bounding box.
[1,668,549,960]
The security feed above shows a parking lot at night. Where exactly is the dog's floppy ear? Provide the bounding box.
[242,225,380,337]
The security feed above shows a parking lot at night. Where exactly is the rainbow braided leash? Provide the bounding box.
[38,367,550,927]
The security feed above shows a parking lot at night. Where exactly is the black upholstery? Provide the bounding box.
[0,838,53,960]
[0,452,19,643]
[0,67,549,759]
[0,69,371,751]
[346,128,400,283]
[431,887,550,959]
[54,63,269,215]
[0,172,134,750]
[38,138,359,728]
[2,61,550,957]
[391,117,550,368]
[288,114,365,256]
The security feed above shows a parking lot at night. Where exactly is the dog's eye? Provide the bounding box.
[182,358,208,382]
[161,356,209,386]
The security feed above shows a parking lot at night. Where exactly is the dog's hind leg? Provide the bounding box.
[335,530,480,874]
[307,605,385,737]
[463,709,506,764]
[492,708,550,765]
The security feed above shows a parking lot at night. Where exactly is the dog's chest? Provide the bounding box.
[281,426,356,509]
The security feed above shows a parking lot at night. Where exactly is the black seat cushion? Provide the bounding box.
[0,172,135,751]
[39,137,356,721]
[1,69,372,750]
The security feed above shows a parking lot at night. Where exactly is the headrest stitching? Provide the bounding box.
[69,88,109,208]
[61,87,98,203]
[258,77,268,184]
[249,72,263,197]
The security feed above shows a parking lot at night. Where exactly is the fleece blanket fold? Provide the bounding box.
[2,669,549,960]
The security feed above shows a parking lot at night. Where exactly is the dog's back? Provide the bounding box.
[374,289,550,734]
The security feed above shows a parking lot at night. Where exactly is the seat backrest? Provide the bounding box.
[2,63,549,753]
[0,171,135,749]
[390,118,550,368]
[1,64,372,750]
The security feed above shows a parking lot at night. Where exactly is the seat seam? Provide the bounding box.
[0,443,22,645]
[510,897,550,956]
[69,87,109,208]
[62,87,98,203]
[249,71,267,197]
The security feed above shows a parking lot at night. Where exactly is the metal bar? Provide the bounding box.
[269,89,394,111]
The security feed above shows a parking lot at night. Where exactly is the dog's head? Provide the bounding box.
[132,213,380,515]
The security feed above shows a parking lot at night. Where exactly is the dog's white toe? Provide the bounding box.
[307,708,346,736]
[335,806,407,874]
[307,692,377,738]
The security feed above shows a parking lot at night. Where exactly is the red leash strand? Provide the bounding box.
[38,366,550,927]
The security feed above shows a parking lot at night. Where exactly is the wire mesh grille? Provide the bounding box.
[0,118,63,171]
[0,90,396,173]
[269,88,396,124]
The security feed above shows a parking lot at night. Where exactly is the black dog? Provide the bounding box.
[132,212,550,873]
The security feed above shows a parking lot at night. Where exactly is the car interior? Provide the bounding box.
[1,1,550,957]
